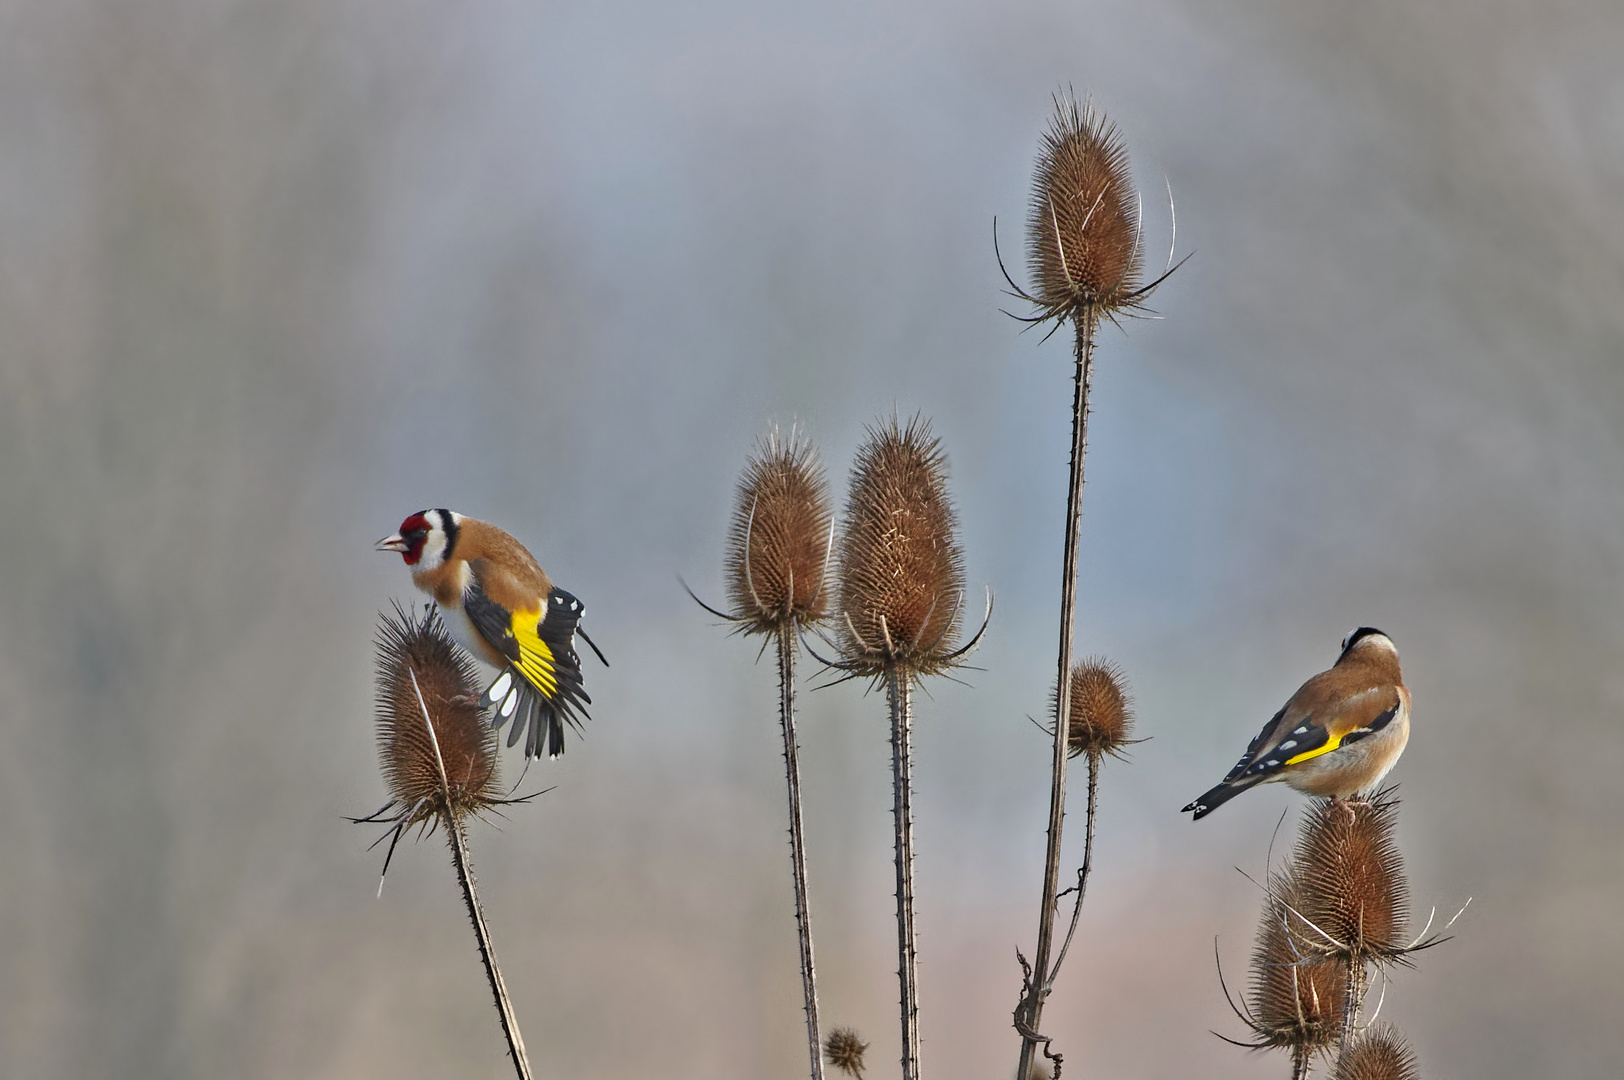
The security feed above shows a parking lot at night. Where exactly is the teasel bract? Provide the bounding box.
[819,414,986,1080]
[353,603,535,1080]
[690,428,835,1080]
[1331,1026,1421,1080]
[1001,93,1182,1080]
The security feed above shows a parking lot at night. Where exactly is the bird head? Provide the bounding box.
[1338,626,1396,662]
[377,509,461,570]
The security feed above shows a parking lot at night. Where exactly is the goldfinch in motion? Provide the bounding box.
[1182,628,1409,820]
[377,509,606,760]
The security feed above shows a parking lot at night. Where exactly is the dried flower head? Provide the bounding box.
[824,1027,869,1079]
[1332,1026,1420,1080]
[725,430,834,635]
[1057,657,1134,758]
[1026,95,1142,323]
[1242,872,1346,1055]
[374,602,501,826]
[835,414,970,678]
[1292,794,1410,963]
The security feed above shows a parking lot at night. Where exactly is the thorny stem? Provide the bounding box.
[1017,308,1096,1080]
[778,628,825,1080]
[1047,752,1100,986]
[446,816,534,1080]
[889,671,922,1080]
[1291,1044,1308,1080]
[408,668,533,1080]
[1338,957,1366,1060]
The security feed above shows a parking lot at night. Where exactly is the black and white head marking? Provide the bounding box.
[412,508,463,572]
[1338,626,1395,662]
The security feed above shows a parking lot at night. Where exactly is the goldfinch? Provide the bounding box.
[377,509,605,760]
[1182,627,1410,820]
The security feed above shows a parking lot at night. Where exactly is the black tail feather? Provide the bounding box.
[1182,780,1257,820]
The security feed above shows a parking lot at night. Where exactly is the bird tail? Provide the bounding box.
[1181,779,1258,820]
[482,670,570,761]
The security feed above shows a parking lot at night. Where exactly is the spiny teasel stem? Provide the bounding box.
[888,671,922,1080]
[778,626,825,1080]
[445,816,532,1080]
[411,667,532,1080]
[1018,308,1097,1080]
[1047,749,1099,987]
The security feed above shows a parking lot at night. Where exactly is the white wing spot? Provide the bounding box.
[1266,759,1279,767]
[488,672,512,701]
[500,687,520,718]
[1293,725,1310,735]
[1279,740,1297,750]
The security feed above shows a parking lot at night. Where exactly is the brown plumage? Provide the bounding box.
[1331,1026,1420,1080]
[375,603,501,822]
[1184,629,1411,819]
[1061,657,1134,758]
[1292,793,1410,963]
[1027,95,1142,322]
[836,415,966,677]
[726,432,834,635]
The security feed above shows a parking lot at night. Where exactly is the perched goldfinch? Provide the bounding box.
[377,509,605,760]
[1182,628,1409,820]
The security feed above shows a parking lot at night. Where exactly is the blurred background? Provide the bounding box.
[3,0,1622,1077]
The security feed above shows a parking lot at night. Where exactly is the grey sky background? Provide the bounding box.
[3,1,1622,1077]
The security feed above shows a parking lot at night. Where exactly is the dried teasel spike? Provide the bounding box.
[1057,657,1135,758]
[1291,793,1411,964]
[1332,1025,1421,1080]
[1245,871,1347,1060]
[823,1027,869,1079]
[1026,94,1142,324]
[836,414,967,678]
[725,429,835,635]
[375,602,501,825]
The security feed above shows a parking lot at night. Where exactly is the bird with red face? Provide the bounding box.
[378,509,605,760]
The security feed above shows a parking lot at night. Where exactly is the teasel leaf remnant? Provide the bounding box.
[724,429,835,636]
[1332,1026,1421,1080]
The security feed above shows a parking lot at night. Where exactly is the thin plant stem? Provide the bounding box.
[1291,1045,1308,1080]
[409,668,533,1080]
[1338,957,1365,1059]
[888,670,922,1080]
[1046,751,1100,986]
[778,627,825,1080]
[1018,307,1097,1080]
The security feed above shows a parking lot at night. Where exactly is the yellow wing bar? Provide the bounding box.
[510,609,560,696]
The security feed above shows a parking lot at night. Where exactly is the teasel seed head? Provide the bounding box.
[724,429,835,635]
[1243,871,1346,1055]
[834,414,970,679]
[1332,1025,1421,1080]
[375,602,501,826]
[824,1027,869,1078]
[1026,95,1142,323]
[1057,657,1135,758]
[1291,794,1410,964]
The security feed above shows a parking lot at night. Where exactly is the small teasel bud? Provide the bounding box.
[375,603,501,824]
[824,1027,869,1078]
[836,414,967,677]
[1292,794,1410,963]
[1058,657,1134,758]
[725,430,835,635]
[1332,1025,1420,1080]
[1247,872,1346,1054]
[1027,95,1142,321]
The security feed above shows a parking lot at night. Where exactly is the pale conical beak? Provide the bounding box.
[376,534,409,553]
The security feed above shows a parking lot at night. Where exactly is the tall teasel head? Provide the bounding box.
[355,603,512,878]
[1331,1026,1421,1080]
[1001,94,1180,331]
[1057,657,1135,758]
[1236,871,1346,1056]
[724,430,835,636]
[833,414,979,678]
[1290,794,1411,964]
